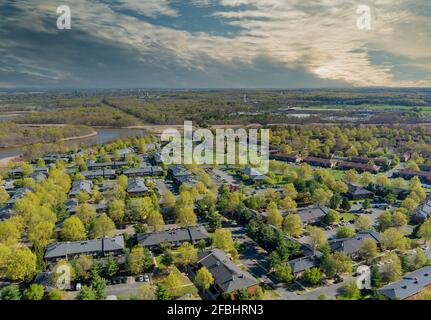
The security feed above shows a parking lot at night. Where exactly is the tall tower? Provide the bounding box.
[243,93,247,103]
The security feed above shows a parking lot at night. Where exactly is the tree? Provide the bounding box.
[325,210,340,225]
[400,197,418,213]
[307,226,327,249]
[280,196,297,213]
[357,238,379,263]
[0,243,11,277]
[195,266,214,291]
[311,188,333,206]
[91,275,107,300]
[212,229,236,255]
[0,219,21,246]
[127,246,152,275]
[380,252,402,283]
[161,250,174,267]
[105,255,119,278]
[7,247,37,281]
[176,242,197,267]
[340,197,351,211]
[138,283,156,300]
[163,272,181,295]
[283,214,303,237]
[362,199,371,210]
[117,175,128,190]
[89,213,116,239]
[60,216,86,241]
[267,202,283,228]
[284,183,298,199]
[76,203,97,229]
[339,281,361,300]
[0,187,10,205]
[333,252,353,275]
[0,285,21,300]
[336,226,356,239]
[355,215,372,231]
[74,255,94,280]
[274,263,294,284]
[163,190,176,207]
[147,210,165,231]
[23,284,44,300]
[28,220,55,248]
[156,284,171,300]
[176,206,197,227]
[76,190,91,204]
[381,228,409,251]
[107,199,125,225]
[303,267,321,286]
[77,286,97,300]
[418,220,431,244]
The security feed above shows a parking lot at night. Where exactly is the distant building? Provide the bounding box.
[303,157,337,168]
[69,180,93,197]
[346,183,373,200]
[329,231,381,257]
[44,236,125,262]
[397,169,431,184]
[297,206,330,225]
[411,195,431,224]
[7,187,32,205]
[270,153,303,163]
[240,168,268,182]
[137,226,210,250]
[337,162,381,174]
[127,177,149,196]
[123,166,163,177]
[378,266,431,300]
[81,169,116,180]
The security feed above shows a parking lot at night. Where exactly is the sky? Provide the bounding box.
[0,0,430,89]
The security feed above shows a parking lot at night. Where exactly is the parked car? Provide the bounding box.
[137,275,144,282]
[144,274,150,282]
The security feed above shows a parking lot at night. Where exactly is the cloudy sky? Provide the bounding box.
[0,0,430,88]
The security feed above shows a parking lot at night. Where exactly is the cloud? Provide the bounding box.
[0,0,430,88]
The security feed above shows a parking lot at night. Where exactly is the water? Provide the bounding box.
[0,128,146,162]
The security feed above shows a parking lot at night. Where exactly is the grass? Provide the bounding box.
[262,290,282,300]
[339,212,358,222]
[327,169,346,180]
[152,265,199,298]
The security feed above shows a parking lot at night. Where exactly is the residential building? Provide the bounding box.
[378,266,431,300]
[137,226,210,250]
[337,162,381,174]
[69,180,93,197]
[297,206,330,225]
[329,231,381,257]
[195,248,258,299]
[303,157,337,168]
[81,169,116,180]
[346,183,373,200]
[411,196,431,224]
[44,236,125,262]
[127,177,149,196]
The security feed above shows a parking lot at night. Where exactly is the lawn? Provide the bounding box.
[339,212,358,222]
[152,265,199,298]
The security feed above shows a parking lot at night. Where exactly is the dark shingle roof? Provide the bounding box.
[137,226,209,247]
[329,231,381,255]
[297,206,330,224]
[44,236,125,259]
[378,266,431,300]
[198,248,258,293]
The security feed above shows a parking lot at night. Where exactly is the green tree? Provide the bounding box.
[418,220,431,244]
[266,202,283,228]
[74,255,94,280]
[195,266,214,291]
[274,263,294,284]
[325,210,340,225]
[336,226,356,239]
[76,203,97,229]
[126,246,152,275]
[176,242,197,267]
[339,281,361,300]
[48,289,64,300]
[175,206,197,227]
[77,286,97,300]
[283,214,303,237]
[307,226,327,250]
[303,267,321,286]
[381,228,409,251]
[107,199,125,225]
[91,275,107,300]
[355,215,372,231]
[357,238,379,263]
[105,255,119,278]
[60,216,86,241]
[89,213,116,239]
[7,247,37,281]
[23,284,44,300]
[0,285,21,300]
[156,284,170,300]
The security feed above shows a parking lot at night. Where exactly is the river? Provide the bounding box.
[0,128,146,163]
